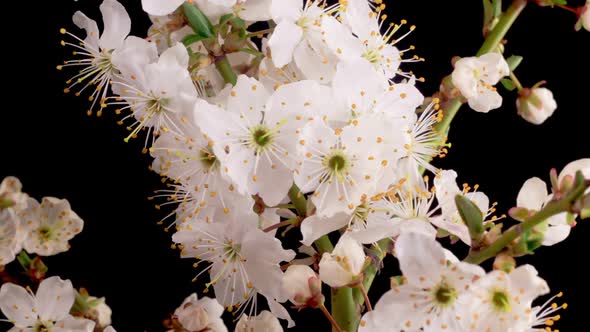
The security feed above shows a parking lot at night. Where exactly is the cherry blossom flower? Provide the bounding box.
[360,232,485,332]
[0,276,96,332]
[59,0,131,115]
[173,293,227,332]
[452,53,509,113]
[319,235,365,288]
[0,176,28,211]
[282,264,323,308]
[19,197,84,256]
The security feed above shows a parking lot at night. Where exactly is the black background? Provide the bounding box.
[1,0,589,331]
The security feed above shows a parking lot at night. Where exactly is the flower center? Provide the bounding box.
[327,154,347,172]
[362,48,381,65]
[223,240,242,262]
[38,226,52,242]
[0,197,14,209]
[35,321,53,332]
[491,290,511,313]
[433,284,457,307]
[248,125,274,154]
[199,148,217,169]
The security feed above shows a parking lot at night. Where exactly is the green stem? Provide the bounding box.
[288,184,308,217]
[331,287,358,332]
[353,239,388,306]
[314,236,334,254]
[262,217,300,233]
[214,55,237,85]
[509,71,524,91]
[477,0,527,56]
[465,179,588,264]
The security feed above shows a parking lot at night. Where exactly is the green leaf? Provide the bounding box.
[506,55,523,71]
[182,34,208,46]
[218,13,234,26]
[238,47,263,57]
[182,3,214,39]
[455,195,484,241]
[230,16,246,30]
[500,78,516,91]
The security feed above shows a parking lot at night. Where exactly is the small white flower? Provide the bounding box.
[451,53,509,113]
[173,293,227,332]
[0,276,96,331]
[172,215,295,326]
[463,265,549,332]
[0,209,21,266]
[433,169,491,246]
[516,87,557,125]
[282,264,323,308]
[268,0,340,82]
[360,232,485,332]
[111,43,197,144]
[0,176,28,211]
[235,310,283,332]
[19,197,84,256]
[324,0,420,80]
[295,119,390,217]
[59,0,131,115]
[195,76,306,206]
[319,235,365,288]
[515,177,572,246]
[87,296,112,327]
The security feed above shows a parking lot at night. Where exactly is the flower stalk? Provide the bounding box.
[320,304,344,332]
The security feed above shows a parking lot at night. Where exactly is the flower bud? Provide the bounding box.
[282,265,323,308]
[87,296,112,327]
[319,235,366,288]
[577,2,590,32]
[173,294,224,332]
[516,87,557,125]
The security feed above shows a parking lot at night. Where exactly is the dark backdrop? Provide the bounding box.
[1,0,589,331]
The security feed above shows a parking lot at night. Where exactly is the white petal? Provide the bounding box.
[271,0,302,22]
[0,283,36,327]
[467,88,503,113]
[322,15,364,60]
[267,297,294,328]
[226,75,270,116]
[517,177,547,211]
[159,42,190,68]
[72,11,100,51]
[268,21,303,68]
[35,276,76,322]
[239,0,273,21]
[332,59,389,115]
[478,53,509,84]
[99,0,131,50]
[293,39,336,83]
[429,215,472,246]
[542,224,571,246]
[395,232,445,288]
[345,0,379,39]
[319,254,353,287]
[508,265,549,304]
[142,0,185,16]
[559,158,590,183]
[300,213,349,246]
[53,316,96,332]
[332,235,365,275]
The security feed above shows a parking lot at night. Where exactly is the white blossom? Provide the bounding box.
[319,235,365,288]
[172,215,295,326]
[19,197,84,256]
[360,232,484,332]
[59,0,131,115]
[451,53,509,113]
[87,296,113,328]
[516,87,557,125]
[0,276,96,332]
[462,265,549,332]
[0,209,21,266]
[0,176,28,211]
[173,293,227,332]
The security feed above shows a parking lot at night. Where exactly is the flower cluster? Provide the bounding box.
[3,0,586,331]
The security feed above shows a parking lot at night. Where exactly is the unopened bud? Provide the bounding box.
[516,87,557,125]
[283,265,324,308]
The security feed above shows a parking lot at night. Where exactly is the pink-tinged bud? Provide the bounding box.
[282,265,324,308]
[516,87,557,125]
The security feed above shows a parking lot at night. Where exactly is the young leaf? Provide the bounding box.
[182,3,214,39]
[500,78,516,91]
[506,55,523,71]
[455,195,485,240]
[182,34,208,46]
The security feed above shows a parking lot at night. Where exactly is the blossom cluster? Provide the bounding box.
[1,0,588,331]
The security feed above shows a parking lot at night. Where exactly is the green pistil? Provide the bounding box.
[199,149,217,168]
[434,284,457,307]
[252,127,272,147]
[491,291,511,313]
[38,227,52,242]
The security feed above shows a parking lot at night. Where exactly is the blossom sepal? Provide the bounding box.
[455,194,485,243]
[15,251,48,282]
[182,3,214,39]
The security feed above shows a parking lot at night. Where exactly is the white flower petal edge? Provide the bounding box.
[319,235,365,288]
[142,0,185,16]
